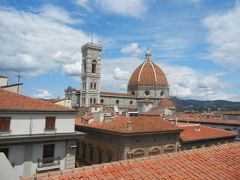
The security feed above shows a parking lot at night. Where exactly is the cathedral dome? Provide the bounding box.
[128,49,168,88]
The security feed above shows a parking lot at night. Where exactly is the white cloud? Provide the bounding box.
[75,0,148,18]
[75,0,91,11]
[96,0,147,18]
[157,38,189,50]
[203,3,240,69]
[121,43,142,56]
[62,61,81,76]
[0,6,93,77]
[39,4,80,24]
[161,63,236,101]
[34,89,53,99]
[113,67,129,80]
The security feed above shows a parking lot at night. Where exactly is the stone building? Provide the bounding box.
[75,116,182,164]
[78,43,174,113]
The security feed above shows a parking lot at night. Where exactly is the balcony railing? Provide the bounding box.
[37,156,60,168]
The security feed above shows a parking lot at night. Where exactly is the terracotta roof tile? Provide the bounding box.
[166,114,240,125]
[0,89,74,111]
[25,143,240,180]
[128,60,168,87]
[180,125,236,142]
[76,116,181,134]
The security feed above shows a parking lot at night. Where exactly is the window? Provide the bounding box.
[97,149,102,164]
[160,91,165,96]
[144,90,150,96]
[93,98,96,104]
[224,128,232,131]
[106,149,113,162]
[164,146,175,154]
[90,146,94,162]
[107,155,112,162]
[92,60,97,73]
[82,142,86,159]
[101,99,104,104]
[90,98,92,104]
[0,148,9,159]
[43,144,54,164]
[83,61,87,73]
[90,82,93,89]
[149,147,161,156]
[94,82,96,90]
[0,117,10,132]
[45,117,55,130]
[130,101,133,105]
[131,91,135,95]
[116,100,119,104]
[131,149,144,159]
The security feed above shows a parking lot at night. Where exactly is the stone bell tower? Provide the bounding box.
[80,43,102,107]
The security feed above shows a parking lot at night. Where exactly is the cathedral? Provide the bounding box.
[67,42,175,113]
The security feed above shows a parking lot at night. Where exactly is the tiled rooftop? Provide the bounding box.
[0,89,74,111]
[180,124,236,142]
[76,116,182,134]
[223,111,240,115]
[21,142,240,179]
[167,114,240,126]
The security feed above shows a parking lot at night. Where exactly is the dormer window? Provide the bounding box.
[45,117,55,130]
[92,60,97,73]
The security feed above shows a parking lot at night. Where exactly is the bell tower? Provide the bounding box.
[80,43,102,107]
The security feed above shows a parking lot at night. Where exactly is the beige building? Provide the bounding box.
[0,75,22,94]
[75,116,182,165]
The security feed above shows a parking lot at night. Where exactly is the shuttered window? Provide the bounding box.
[0,117,10,132]
[45,117,55,130]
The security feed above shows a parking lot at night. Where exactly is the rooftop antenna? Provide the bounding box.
[17,75,21,84]
[90,31,93,44]
[17,75,21,94]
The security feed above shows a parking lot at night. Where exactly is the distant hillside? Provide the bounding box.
[171,97,240,112]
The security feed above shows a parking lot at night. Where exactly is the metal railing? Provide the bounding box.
[37,156,60,168]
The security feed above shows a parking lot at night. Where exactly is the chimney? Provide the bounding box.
[0,75,8,86]
[126,120,132,130]
[175,117,178,125]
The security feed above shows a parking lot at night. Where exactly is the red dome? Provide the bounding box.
[128,52,168,87]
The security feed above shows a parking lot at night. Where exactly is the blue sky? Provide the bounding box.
[0,0,240,101]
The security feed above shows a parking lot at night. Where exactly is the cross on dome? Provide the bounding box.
[145,48,151,61]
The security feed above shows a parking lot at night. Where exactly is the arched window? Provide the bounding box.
[130,149,145,159]
[149,147,161,156]
[90,98,92,104]
[164,145,175,154]
[94,82,97,90]
[93,98,96,104]
[160,91,165,96]
[83,61,87,73]
[130,101,133,105]
[92,60,97,73]
[116,100,119,104]
[90,82,93,90]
